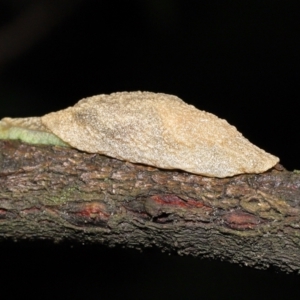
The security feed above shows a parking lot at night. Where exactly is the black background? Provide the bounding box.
[1,1,299,299]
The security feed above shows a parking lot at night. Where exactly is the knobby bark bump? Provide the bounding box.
[0,140,299,273]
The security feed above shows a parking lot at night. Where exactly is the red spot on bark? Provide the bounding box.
[0,209,7,218]
[150,194,210,209]
[57,201,111,227]
[76,202,109,220]
[21,207,41,215]
[223,211,261,230]
[144,194,212,221]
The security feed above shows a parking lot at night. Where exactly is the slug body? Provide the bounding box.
[0,117,68,146]
[0,91,279,177]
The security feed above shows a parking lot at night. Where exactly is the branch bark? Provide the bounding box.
[0,140,299,273]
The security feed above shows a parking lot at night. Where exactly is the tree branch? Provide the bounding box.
[0,140,299,273]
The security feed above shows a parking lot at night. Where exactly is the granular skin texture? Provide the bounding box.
[41,91,279,177]
[0,117,48,132]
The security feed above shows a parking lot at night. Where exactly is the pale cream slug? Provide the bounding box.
[0,91,279,177]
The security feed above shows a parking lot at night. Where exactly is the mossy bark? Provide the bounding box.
[0,140,300,273]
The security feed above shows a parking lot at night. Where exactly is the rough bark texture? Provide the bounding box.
[0,140,300,273]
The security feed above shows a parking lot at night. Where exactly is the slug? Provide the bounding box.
[0,91,279,177]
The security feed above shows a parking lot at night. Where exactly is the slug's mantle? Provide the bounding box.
[0,91,279,177]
